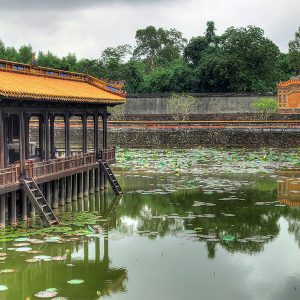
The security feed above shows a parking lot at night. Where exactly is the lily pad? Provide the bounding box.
[67,279,84,285]
[15,247,32,252]
[223,235,235,242]
[34,290,58,298]
[0,285,8,291]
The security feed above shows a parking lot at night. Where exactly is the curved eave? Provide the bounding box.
[0,92,126,105]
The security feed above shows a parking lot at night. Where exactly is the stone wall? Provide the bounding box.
[125,93,277,115]
[108,128,299,148]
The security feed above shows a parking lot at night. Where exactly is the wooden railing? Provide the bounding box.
[0,165,19,186]
[99,148,116,162]
[25,153,96,178]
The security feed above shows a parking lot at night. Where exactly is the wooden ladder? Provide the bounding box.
[21,177,60,226]
[99,160,123,195]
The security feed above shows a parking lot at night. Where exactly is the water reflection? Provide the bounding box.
[0,193,127,300]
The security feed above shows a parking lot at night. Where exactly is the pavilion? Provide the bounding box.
[0,59,125,227]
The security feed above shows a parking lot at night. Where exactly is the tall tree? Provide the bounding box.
[133,26,186,71]
[288,27,300,75]
[18,45,33,63]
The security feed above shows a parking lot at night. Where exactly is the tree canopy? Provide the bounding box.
[0,22,296,93]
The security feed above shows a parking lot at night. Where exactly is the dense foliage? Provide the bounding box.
[0,23,299,93]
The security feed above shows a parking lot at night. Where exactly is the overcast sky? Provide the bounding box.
[0,0,299,59]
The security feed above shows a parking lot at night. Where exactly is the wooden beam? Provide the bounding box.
[94,112,99,159]
[44,111,50,160]
[65,112,70,157]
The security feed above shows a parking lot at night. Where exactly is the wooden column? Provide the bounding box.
[50,114,55,159]
[0,110,4,169]
[82,113,88,154]
[19,109,26,178]
[44,111,50,160]
[24,114,30,159]
[65,112,70,157]
[10,191,17,226]
[102,112,108,150]
[95,168,100,192]
[38,115,44,160]
[94,112,99,159]
[46,182,52,206]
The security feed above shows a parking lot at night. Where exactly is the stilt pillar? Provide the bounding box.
[89,170,94,194]
[0,195,6,228]
[83,171,89,197]
[59,178,66,206]
[52,180,59,208]
[10,191,17,226]
[66,176,72,203]
[72,175,78,201]
[78,173,83,199]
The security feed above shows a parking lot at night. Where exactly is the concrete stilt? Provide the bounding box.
[0,195,6,228]
[78,173,83,199]
[10,191,17,226]
[89,170,94,194]
[72,174,77,201]
[83,171,89,197]
[66,176,72,203]
[59,178,66,206]
[53,180,59,208]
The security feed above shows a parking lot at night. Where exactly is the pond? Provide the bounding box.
[0,148,300,300]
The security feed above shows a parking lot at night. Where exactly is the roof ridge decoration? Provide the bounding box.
[277,79,300,88]
[0,59,126,97]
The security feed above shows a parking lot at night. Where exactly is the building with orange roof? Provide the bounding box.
[277,77,300,114]
[0,59,125,227]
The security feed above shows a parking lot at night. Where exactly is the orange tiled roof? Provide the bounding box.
[277,79,300,88]
[0,60,125,104]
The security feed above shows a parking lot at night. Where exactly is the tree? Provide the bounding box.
[184,36,209,65]
[101,45,131,80]
[220,26,281,92]
[205,21,217,45]
[167,93,198,121]
[37,51,61,69]
[251,97,277,120]
[133,26,187,71]
[288,27,300,75]
[18,45,33,63]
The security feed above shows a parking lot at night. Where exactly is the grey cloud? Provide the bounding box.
[0,0,175,11]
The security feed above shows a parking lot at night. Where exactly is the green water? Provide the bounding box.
[0,148,300,300]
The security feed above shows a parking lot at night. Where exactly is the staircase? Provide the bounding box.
[99,160,123,195]
[21,178,60,226]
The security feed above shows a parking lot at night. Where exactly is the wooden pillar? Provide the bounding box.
[82,113,87,154]
[72,175,78,201]
[30,202,35,218]
[10,191,17,226]
[66,176,72,203]
[65,112,70,157]
[0,110,4,169]
[44,111,50,160]
[38,115,44,160]
[50,114,55,159]
[24,114,30,159]
[52,180,59,208]
[102,112,108,150]
[0,195,5,228]
[19,109,26,178]
[94,112,99,159]
[83,171,89,197]
[78,173,83,199]
[59,178,66,206]
[21,190,27,221]
[89,170,94,194]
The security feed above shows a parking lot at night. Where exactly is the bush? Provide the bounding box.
[251,97,277,120]
[167,93,198,121]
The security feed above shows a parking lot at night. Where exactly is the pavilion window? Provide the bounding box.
[0,63,5,68]
[13,65,24,71]
[60,73,67,77]
[46,71,54,75]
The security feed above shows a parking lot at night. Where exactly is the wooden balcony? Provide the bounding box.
[0,148,116,193]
